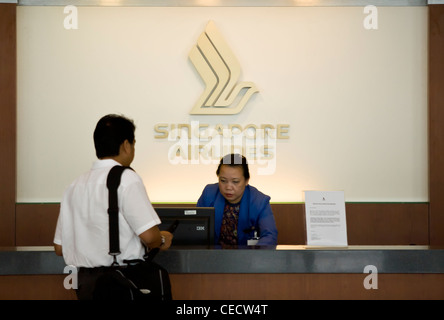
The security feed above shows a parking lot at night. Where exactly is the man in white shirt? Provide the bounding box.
[54,114,172,299]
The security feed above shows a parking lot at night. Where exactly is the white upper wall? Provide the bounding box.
[16,6,428,203]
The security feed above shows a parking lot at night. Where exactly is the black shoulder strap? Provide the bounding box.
[106,165,133,265]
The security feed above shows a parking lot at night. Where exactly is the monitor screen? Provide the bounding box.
[154,207,215,247]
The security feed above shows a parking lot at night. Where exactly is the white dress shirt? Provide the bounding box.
[54,159,161,268]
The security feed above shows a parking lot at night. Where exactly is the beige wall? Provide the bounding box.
[16,6,428,203]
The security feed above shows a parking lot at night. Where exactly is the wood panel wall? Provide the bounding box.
[0,4,16,247]
[14,202,429,246]
[1,4,443,247]
[429,5,444,246]
[1,273,444,300]
[169,273,444,300]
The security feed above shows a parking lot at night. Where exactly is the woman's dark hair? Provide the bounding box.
[93,114,135,158]
[216,153,250,180]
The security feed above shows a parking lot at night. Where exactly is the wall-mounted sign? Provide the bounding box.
[189,21,258,115]
[154,20,289,174]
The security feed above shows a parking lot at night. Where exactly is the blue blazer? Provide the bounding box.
[197,183,278,246]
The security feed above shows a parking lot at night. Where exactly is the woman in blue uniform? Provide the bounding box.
[197,154,278,246]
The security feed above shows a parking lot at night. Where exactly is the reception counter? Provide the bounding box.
[1,246,444,299]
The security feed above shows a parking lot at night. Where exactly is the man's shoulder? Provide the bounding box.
[119,167,143,186]
[67,164,141,189]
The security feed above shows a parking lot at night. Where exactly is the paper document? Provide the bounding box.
[304,191,348,246]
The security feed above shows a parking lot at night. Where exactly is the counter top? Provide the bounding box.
[1,245,443,275]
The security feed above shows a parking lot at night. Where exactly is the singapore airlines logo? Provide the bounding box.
[189,21,259,115]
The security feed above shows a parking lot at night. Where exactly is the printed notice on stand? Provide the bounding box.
[304,191,348,247]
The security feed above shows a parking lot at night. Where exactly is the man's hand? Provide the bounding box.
[159,231,173,250]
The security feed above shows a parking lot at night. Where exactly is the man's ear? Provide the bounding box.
[122,139,131,154]
[119,139,130,156]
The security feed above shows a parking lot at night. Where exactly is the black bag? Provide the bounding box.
[92,259,172,300]
[92,165,173,301]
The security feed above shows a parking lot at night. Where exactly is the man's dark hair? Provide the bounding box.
[216,153,250,180]
[93,114,136,159]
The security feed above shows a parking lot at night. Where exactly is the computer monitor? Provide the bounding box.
[155,207,215,247]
